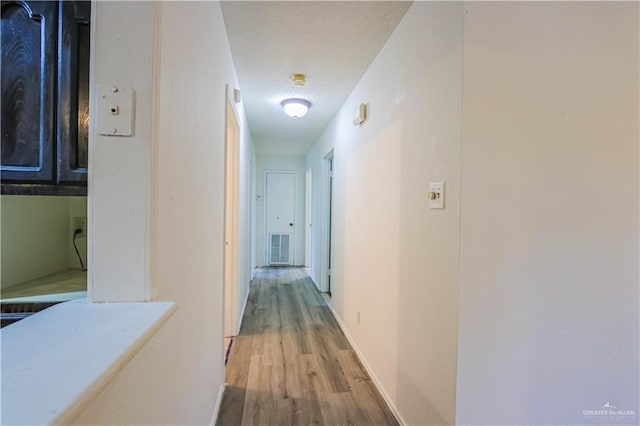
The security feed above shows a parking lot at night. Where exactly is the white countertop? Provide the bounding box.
[1,298,176,425]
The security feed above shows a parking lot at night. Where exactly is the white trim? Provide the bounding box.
[148,1,163,301]
[209,384,226,426]
[236,280,250,334]
[309,274,322,294]
[305,169,313,268]
[323,151,334,294]
[224,92,241,337]
[324,298,406,426]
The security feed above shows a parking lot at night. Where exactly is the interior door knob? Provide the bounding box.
[290,223,294,227]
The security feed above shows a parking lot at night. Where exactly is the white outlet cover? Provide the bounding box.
[428,181,445,209]
[97,84,134,136]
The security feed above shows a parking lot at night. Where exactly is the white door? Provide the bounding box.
[265,171,295,265]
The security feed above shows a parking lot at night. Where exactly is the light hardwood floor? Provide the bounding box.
[217,267,398,426]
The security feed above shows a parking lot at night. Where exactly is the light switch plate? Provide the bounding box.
[97,84,134,136]
[428,181,445,209]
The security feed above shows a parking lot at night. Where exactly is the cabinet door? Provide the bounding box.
[57,0,90,184]
[1,1,57,183]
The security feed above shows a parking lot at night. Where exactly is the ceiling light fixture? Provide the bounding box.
[281,98,311,118]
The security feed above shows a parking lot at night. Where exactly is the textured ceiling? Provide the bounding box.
[220,1,412,155]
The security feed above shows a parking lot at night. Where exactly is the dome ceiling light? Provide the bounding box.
[281,98,311,119]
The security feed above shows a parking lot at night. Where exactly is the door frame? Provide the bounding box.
[263,169,297,266]
[324,151,334,296]
[305,169,313,268]
[223,92,240,338]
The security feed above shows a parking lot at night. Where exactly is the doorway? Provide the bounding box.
[265,171,296,265]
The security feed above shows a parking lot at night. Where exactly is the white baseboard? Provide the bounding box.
[236,285,250,334]
[309,274,323,293]
[209,383,226,426]
[325,301,407,426]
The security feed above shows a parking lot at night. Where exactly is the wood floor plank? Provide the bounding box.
[291,281,315,327]
[225,335,252,386]
[324,391,365,426]
[305,325,351,393]
[296,354,326,426]
[336,349,370,386]
[240,355,274,426]
[219,267,398,426]
[337,350,399,425]
[216,385,245,426]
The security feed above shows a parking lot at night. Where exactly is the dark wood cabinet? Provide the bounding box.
[1,1,57,184]
[1,1,90,195]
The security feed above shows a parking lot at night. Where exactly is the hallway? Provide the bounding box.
[217,268,398,425]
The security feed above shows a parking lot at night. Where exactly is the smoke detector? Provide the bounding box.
[291,73,307,86]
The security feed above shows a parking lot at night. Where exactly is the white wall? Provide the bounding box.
[88,0,157,303]
[456,3,639,424]
[306,3,462,424]
[1,195,87,289]
[68,197,88,270]
[73,2,251,423]
[255,154,306,267]
[307,2,639,425]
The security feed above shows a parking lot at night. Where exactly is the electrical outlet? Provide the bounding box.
[72,216,87,237]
